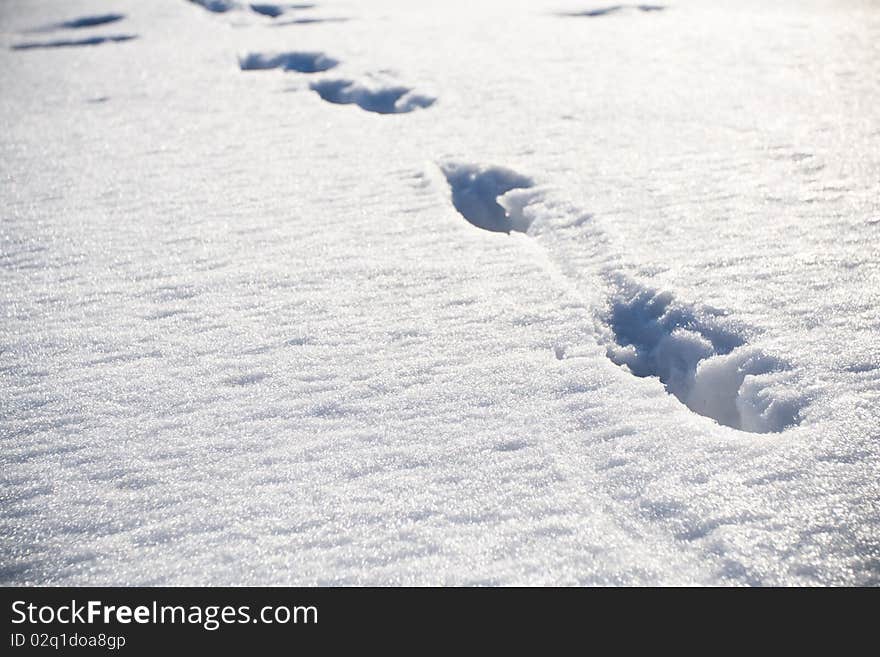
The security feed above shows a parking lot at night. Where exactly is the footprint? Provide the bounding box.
[250,3,316,17]
[558,5,666,17]
[271,17,349,26]
[310,78,435,114]
[239,51,338,72]
[11,35,137,50]
[440,163,535,234]
[187,0,239,12]
[601,279,800,433]
[189,1,338,20]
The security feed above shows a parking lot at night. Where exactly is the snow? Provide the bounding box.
[1,0,878,586]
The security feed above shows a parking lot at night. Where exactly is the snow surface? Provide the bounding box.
[1,0,878,585]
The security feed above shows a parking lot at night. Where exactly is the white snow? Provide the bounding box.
[1,0,878,585]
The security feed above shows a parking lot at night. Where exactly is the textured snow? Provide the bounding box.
[1,0,879,586]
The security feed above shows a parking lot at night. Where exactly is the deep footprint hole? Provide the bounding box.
[603,282,804,433]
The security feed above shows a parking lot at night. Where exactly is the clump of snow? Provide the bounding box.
[735,373,804,434]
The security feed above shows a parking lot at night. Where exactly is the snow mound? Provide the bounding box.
[310,78,435,114]
[238,51,338,73]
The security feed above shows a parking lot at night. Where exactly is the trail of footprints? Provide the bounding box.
[189,1,347,24]
[11,3,801,433]
[213,1,435,113]
[439,165,804,434]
